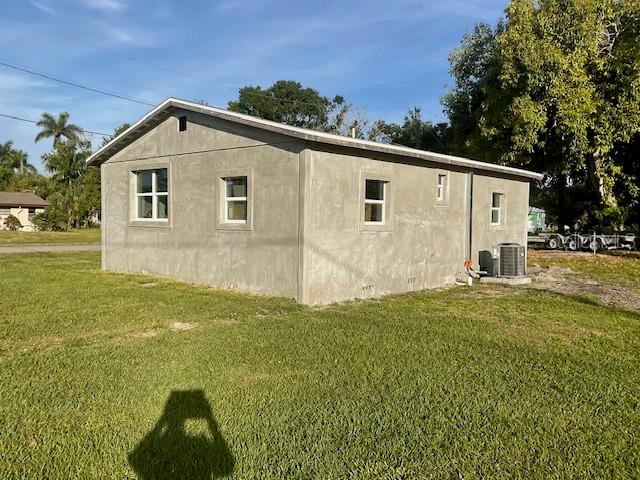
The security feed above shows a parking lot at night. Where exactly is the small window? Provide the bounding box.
[178,116,187,132]
[0,208,10,216]
[491,192,503,225]
[136,168,169,220]
[436,173,447,201]
[364,179,386,224]
[223,176,248,223]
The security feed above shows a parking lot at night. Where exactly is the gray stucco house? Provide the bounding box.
[87,98,542,305]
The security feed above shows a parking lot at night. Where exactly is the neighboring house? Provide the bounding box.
[528,206,546,233]
[0,192,51,231]
[87,98,543,305]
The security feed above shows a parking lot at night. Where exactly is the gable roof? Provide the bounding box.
[87,98,543,181]
[0,191,50,208]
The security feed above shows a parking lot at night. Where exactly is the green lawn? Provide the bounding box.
[1,253,639,479]
[0,228,101,245]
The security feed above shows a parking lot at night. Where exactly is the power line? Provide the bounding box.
[0,112,110,137]
[3,11,327,112]
[0,60,156,107]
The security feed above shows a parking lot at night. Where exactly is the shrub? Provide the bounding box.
[4,214,22,231]
[32,209,67,231]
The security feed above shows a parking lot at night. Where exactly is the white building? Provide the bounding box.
[0,192,51,231]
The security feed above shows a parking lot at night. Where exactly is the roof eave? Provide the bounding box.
[86,98,544,181]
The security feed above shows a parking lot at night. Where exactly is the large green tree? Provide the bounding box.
[228,80,356,133]
[35,112,82,145]
[444,0,640,229]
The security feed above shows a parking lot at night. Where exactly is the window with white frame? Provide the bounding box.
[136,168,168,220]
[0,208,10,216]
[491,192,503,225]
[364,179,387,224]
[436,173,447,201]
[223,176,248,223]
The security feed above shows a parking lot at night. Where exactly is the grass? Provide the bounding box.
[529,249,640,294]
[1,252,639,478]
[0,228,101,245]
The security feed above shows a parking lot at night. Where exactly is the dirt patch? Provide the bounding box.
[527,264,640,311]
[170,322,198,332]
[131,329,161,338]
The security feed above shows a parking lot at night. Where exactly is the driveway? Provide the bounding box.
[0,244,101,254]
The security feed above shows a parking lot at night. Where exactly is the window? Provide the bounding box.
[136,168,168,220]
[178,116,187,132]
[28,208,36,222]
[0,208,9,216]
[436,173,447,201]
[491,192,503,225]
[223,176,248,223]
[364,179,386,224]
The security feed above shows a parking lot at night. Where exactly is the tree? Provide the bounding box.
[41,139,96,229]
[369,108,451,154]
[442,23,503,161]
[101,123,130,147]
[0,140,37,190]
[444,0,640,229]
[228,80,348,132]
[35,112,82,145]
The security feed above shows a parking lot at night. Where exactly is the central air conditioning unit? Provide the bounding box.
[495,243,526,278]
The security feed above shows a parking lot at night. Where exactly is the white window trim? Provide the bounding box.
[491,192,503,225]
[364,180,386,225]
[136,169,169,222]
[216,168,253,232]
[223,177,248,224]
[436,174,446,201]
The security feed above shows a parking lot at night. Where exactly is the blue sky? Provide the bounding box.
[2,0,507,172]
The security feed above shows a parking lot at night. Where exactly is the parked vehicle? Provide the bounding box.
[529,232,636,251]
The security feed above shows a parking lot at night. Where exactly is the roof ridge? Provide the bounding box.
[87,97,543,181]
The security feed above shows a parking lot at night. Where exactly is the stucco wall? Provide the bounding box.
[299,149,469,305]
[101,111,303,298]
[470,173,530,269]
[100,111,531,305]
[298,148,531,305]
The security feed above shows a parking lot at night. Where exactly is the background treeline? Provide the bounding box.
[2,0,638,232]
[0,115,127,231]
[227,0,640,232]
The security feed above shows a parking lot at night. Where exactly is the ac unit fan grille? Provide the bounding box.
[498,244,525,277]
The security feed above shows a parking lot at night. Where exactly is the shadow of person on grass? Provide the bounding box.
[128,390,234,479]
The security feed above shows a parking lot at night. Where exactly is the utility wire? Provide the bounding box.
[0,60,156,107]
[0,112,110,137]
[3,11,326,112]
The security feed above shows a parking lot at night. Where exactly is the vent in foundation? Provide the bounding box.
[361,284,374,295]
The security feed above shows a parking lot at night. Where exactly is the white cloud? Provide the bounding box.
[82,0,126,11]
[30,0,56,15]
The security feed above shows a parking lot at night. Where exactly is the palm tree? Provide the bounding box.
[0,140,14,158]
[0,141,35,174]
[35,112,82,145]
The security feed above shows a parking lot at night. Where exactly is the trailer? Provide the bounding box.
[528,232,636,251]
